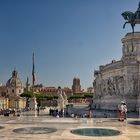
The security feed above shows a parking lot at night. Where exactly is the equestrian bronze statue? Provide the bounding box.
[122,2,140,33]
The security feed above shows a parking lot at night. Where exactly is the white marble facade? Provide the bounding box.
[93,32,140,111]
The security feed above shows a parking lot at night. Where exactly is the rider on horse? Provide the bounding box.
[122,2,140,33]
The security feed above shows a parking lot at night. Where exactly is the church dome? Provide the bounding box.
[6,69,22,88]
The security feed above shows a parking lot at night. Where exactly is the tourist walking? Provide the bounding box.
[37,106,40,116]
[118,101,124,121]
[122,102,127,120]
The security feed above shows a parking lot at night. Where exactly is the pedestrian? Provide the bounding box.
[89,110,92,118]
[123,103,127,120]
[118,101,124,121]
[37,106,40,116]
[56,113,59,118]
[13,109,16,116]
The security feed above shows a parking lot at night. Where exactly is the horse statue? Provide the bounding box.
[122,2,140,33]
[122,11,136,33]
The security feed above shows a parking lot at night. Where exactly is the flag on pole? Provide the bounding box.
[32,53,35,85]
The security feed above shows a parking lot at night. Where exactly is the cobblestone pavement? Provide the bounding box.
[0,110,139,140]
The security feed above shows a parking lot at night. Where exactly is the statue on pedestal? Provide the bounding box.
[122,2,140,33]
[57,86,68,116]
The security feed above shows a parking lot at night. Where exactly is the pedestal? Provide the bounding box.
[29,97,37,111]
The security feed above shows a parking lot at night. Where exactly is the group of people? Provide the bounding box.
[118,101,127,121]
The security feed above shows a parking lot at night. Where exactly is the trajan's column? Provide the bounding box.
[93,2,140,112]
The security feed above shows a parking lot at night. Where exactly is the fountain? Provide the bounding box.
[129,121,140,125]
[71,128,121,137]
[13,127,57,134]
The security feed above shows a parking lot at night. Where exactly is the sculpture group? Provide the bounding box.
[57,87,68,111]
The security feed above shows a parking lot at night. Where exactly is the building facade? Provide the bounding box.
[33,86,72,96]
[6,69,24,97]
[72,78,81,93]
[87,87,94,93]
[6,69,26,109]
[93,32,140,111]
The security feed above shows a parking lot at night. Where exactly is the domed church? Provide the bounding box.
[6,69,26,109]
[6,69,23,97]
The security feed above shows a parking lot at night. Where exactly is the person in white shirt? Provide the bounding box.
[122,103,127,120]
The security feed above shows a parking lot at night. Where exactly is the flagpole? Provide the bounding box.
[32,53,37,117]
[32,53,34,94]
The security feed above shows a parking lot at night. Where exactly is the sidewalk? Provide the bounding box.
[0,109,140,140]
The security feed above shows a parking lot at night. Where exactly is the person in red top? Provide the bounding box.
[118,101,125,121]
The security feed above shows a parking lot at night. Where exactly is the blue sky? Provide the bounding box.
[0,0,140,90]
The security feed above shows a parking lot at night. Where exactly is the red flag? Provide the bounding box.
[32,53,35,85]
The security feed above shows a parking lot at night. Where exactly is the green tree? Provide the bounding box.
[20,91,34,98]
